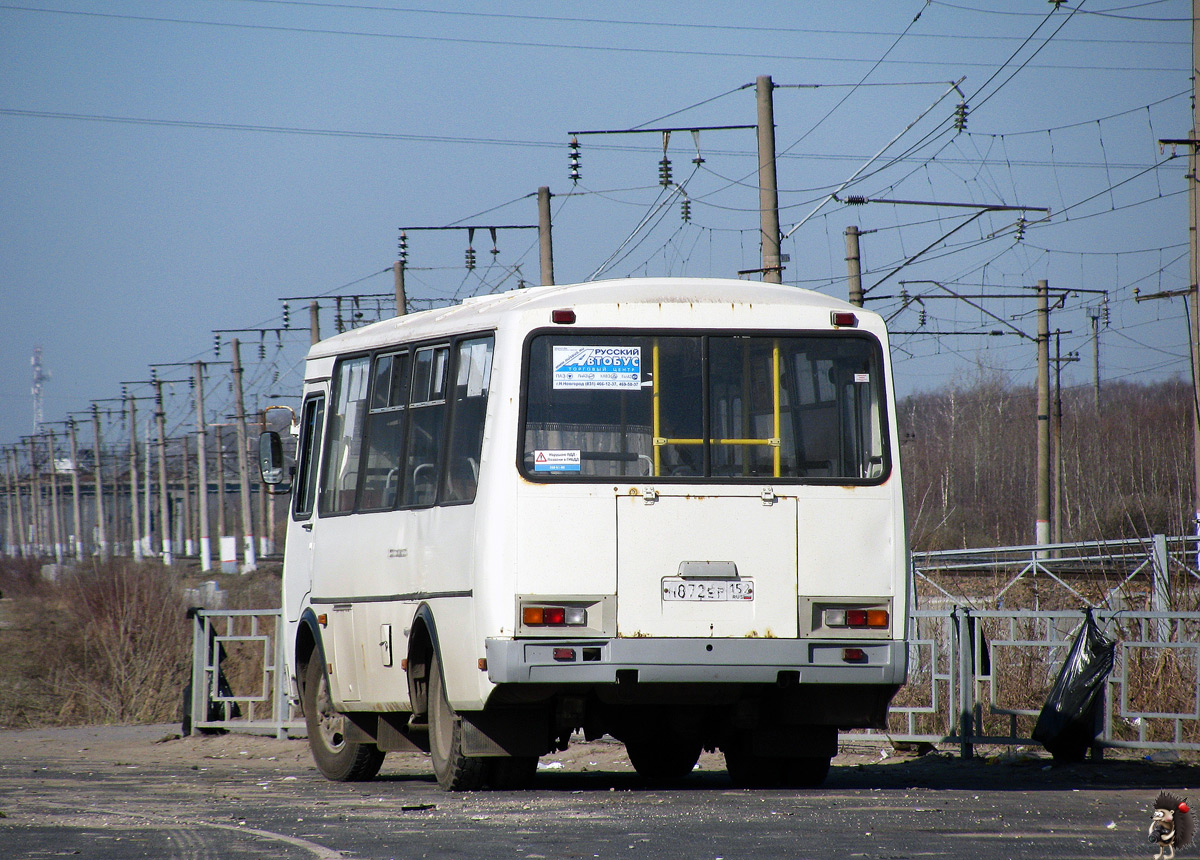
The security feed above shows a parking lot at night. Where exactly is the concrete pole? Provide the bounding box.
[194,362,212,572]
[127,395,142,561]
[1036,280,1051,552]
[756,75,783,284]
[1090,312,1102,412]
[231,339,257,572]
[91,405,108,560]
[309,301,321,346]
[393,261,407,317]
[181,434,194,557]
[143,419,152,557]
[845,225,863,307]
[538,186,555,286]
[67,419,83,560]
[7,449,26,558]
[26,437,40,556]
[216,427,227,549]
[2,449,13,557]
[46,432,63,564]
[1052,332,1063,545]
[153,379,172,565]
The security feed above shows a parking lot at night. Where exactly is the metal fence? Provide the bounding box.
[187,608,301,738]
[847,535,1200,756]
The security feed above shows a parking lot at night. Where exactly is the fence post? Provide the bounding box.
[188,609,208,734]
[1151,534,1171,641]
[956,608,975,759]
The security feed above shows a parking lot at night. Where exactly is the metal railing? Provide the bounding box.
[187,608,302,738]
[848,534,1200,756]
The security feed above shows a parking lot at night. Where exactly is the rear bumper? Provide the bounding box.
[484,636,908,686]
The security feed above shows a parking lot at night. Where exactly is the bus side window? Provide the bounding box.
[359,351,410,510]
[441,336,494,504]
[318,355,371,515]
[293,395,325,520]
[401,345,450,507]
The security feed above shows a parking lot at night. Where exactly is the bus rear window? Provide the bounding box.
[521,333,888,482]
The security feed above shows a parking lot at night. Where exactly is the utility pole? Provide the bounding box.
[153,378,172,566]
[1089,309,1103,411]
[393,260,407,317]
[194,361,213,571]
[1036,280,1051,552]
[91,403,108,560]
[231,339,257,572]
[845,225,864,307]
[1052,332,1081,544]
[310,301,320,345]
[8,449,27,557]
[45,432,63,564]
[756,75,783,284]
[180,435,193,557]
[2,448,14,557]
[538,186,555,285]
[126,394,142,562]
[67,419,83,560]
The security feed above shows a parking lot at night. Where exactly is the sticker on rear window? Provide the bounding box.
[533,449,582,472]
[552,345,641,389]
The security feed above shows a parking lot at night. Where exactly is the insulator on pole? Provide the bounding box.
[569,137,581,182]
[681,197,691,222]
[282,302,290,328]
[954,102,969,132]
[489,226,499,258]
[658,157,673,187]
[398,230,409,266]
[213,333,221,357]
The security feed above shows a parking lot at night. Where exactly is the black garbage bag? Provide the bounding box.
[1031,609,1115,763]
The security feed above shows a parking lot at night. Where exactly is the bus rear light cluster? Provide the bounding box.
[824,608,889,629]
[522,604,587,627]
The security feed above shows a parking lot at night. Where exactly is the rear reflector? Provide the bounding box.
[830,311,858,327]
[553,648,576,662]
[551,309,576,324]
[843,648,867,663]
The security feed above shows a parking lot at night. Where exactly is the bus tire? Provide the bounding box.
[303,657,385,782]
[626,738,701,782]
[428,651,487,791]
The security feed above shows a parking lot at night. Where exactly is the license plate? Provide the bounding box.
[661,578,754,601]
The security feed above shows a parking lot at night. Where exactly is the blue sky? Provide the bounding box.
[0,0,1191,451]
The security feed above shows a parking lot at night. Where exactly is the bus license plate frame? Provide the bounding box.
[661,577,755,602]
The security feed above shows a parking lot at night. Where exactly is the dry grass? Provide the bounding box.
[0,557,281,728]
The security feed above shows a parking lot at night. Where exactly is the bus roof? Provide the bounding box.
[307,277,872,360]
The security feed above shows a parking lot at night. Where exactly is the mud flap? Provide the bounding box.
[461,708,551,757]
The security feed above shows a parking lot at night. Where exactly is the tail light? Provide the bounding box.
[824,607,889,629]
[522,604,587,627]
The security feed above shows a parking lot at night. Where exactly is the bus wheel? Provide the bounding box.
[626,738,702,782]
[303,658,385,782]
[428,651,487,790]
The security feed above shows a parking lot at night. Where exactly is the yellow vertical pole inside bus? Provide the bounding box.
[652,340,661,477]
[772,340,781,478]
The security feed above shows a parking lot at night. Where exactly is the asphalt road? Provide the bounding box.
[0,725,1192,860]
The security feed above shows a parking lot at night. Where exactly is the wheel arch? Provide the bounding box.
[407,603,440,718]
[296,608,326,702]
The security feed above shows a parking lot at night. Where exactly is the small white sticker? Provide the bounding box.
[533,449,582,472]
[552,345,641,389]
[854,373,870,384]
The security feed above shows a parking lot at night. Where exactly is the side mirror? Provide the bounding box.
[258,431,292,494]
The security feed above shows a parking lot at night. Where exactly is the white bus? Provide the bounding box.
[261,277,909,790]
